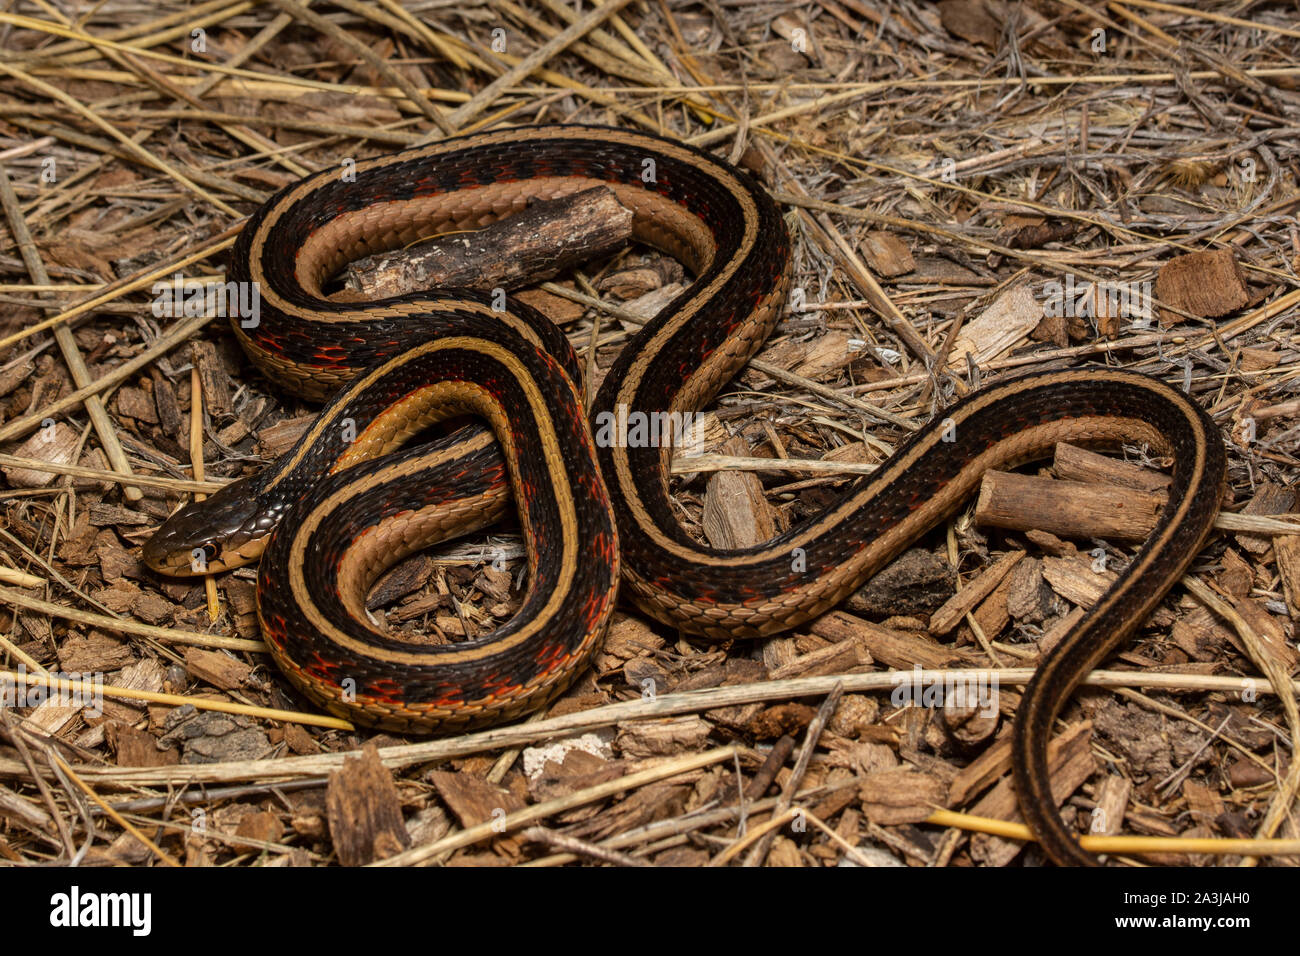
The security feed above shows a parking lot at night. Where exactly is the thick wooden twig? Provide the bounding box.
[345,186,635,296]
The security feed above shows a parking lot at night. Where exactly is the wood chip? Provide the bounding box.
[810,611,966,670]
[190,340,233,421]
[968,721,1096,865]
[847,547,956,617]
[946,285,1041,367]
[428,769,525,828]
[701,435,780,548]
[1234,483,1295,555]
[1275,533,1300,618]
[184,648,252,691]
[859,231,915,276]
[114,386,158,425]
[1155,248,1248,326]
[928,550,1025,635]
[859,768,948,825]
[615,716,712,757]
[1,421,80,487]
[326,743,411,865]
[1091,774,1132,836]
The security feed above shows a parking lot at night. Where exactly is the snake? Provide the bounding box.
[141,124,1227,866]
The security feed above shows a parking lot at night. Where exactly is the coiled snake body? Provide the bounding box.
[144,125,1226,866]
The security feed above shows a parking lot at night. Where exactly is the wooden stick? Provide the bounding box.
[1052,442,1171,492]
[188,364,221,622]
[344,186,635,297]
[976,470,1165,542]
[10,666,1296,790]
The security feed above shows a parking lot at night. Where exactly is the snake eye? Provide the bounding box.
[190,543,221,572]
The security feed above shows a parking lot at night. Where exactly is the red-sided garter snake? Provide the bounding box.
[141,124,1226,866]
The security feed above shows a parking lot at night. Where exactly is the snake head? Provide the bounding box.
[142,476,279,576]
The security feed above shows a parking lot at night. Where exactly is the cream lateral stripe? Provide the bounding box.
[285,338,586,669]
[242,128,757,510]
[328,425,502,630]
[239,336,474,499]
[606,167,762,547]
[616,371,1202,568]
[234,295,556,358]
[331,383,474,475]
[245,128,747,318]
[1038,399,1209,669]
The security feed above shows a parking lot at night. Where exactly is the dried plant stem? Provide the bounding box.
[373,745,740,866]
[0,62,238,216]
[1183,577,1300,867]
[1,668,351,731]
[9,666,1294,790]
[440,0,638,132]
[0,309,220,444]
[0,163,143,500]
[926,809,1300,859]
[0,586,265,652]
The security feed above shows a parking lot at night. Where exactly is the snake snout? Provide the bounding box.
[142,478,271,576]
